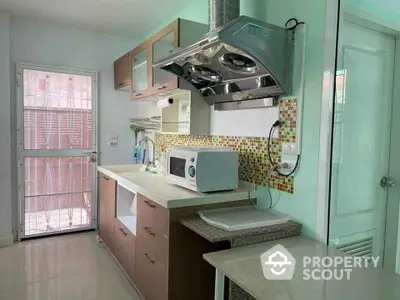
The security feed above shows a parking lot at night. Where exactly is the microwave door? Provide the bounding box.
[169,157,187,178]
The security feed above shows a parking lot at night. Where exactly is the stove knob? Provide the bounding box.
[188,166,196,178]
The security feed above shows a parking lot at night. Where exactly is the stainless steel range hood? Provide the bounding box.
[153,0,294,110]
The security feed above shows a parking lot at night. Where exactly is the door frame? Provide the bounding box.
[16,62,99,240]
[318,4,400,272]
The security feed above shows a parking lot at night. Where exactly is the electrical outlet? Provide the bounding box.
[278,160,296,171]
[108,141,118,147]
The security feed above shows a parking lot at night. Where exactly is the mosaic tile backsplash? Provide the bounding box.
[155,99,297,194]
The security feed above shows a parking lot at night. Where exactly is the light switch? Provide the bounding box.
[108,141,118,147]
[107,133,119,140]
[282,143,298,155]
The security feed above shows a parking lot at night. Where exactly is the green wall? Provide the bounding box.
[256,0,328,239]
[345,0,400,24]
[142,0,330,239]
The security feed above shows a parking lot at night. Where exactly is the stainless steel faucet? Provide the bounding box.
[138,137,156,171]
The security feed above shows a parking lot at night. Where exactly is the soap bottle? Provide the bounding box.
[135,143,142,164]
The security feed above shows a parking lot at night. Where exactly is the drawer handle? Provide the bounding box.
[144,253,155,264]
[157,85,167,90]
[135,92,143,97]
[144,226,156,237]
[120,228,128,236]
[144,200,156,209]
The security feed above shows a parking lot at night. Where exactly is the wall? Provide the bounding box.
[136,0,329,238]
[345,0,400,23]
[5,15,139,239]
[0,12,12,245]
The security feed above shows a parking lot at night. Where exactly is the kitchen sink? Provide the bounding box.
[103,164,144,174]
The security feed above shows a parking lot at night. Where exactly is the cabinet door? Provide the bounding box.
[98,173,116,248]
[130,42,151,100]
[151,20,179,93]
[114,53,130,90]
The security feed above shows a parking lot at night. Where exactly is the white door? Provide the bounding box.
[329,21,396,266]
[17,64,98,239]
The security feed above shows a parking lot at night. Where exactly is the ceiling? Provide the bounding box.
[0,0,189,37]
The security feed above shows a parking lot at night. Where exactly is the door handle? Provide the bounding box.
[84,151,98,155]
[157,84,167,90]
[144,253,155,264]
[144,226,156,237]
[84,151,98,163]
[380,176,396,188]
[144,200,156,209]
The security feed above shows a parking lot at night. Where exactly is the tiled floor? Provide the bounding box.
[0,232,141,300]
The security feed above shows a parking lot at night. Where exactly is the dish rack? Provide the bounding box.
[129,116,189,132]
[129,116,161,131]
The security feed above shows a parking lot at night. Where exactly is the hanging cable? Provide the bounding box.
[268,120,300,177]
[285,18,305,31]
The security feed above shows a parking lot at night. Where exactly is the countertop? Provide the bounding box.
[98,164,256,209]
[181,217,301,243]
[204,236,400,300]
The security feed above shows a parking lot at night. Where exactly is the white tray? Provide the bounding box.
[198,206,290,232]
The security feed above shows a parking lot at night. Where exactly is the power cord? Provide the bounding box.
[248,183,258,208]
[267,120,300,177]
[285,18,305,31]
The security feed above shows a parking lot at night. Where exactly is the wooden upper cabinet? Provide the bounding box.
[130,41,152,99]
[149,19,179,95]
[114,52,131,91]
[129,19,208,101]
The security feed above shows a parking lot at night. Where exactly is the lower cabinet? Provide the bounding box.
[135,194,169,300]
[98,173,116,248]
[98,173,135,282]
[114,219,136,281]
[98,170,248,300]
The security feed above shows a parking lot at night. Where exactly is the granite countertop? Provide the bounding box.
[98,165,256,209]
[204,236,400,300]
[181,217,301,243]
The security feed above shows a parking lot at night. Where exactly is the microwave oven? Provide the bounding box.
[166,146,239,193]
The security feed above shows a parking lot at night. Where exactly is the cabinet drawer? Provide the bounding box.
[135,241,168,300]
[137,194,169,235]
[114,219,136,281]
[136,223,168,263]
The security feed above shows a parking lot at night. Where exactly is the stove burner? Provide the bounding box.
[219,53,258,74]
[190,65,221,83]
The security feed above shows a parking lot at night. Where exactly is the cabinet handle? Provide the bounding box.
[120,228,128,236]
[144,200,156,209]
[144,226,156,237]
[144,253,155,264]
[117,82,124,86]
[102,176,109,181]
[135,92,143,97]
[157,85,167,90]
